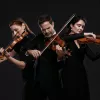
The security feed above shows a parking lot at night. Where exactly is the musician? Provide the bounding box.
[61,15,100,100]
[0,18,36,100]
[25,14,96,100]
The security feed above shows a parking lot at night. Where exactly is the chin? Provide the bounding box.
[47,34,53,37]
[45,35,50,38]
[76,32,81,34]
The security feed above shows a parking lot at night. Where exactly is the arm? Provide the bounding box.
[0,50,16,63]
[0,48,25,69]
[4,51,26,69]
[6,56,26,69]
[63,33,84,42]
[63,32,96,42]
[85,44,100,61]
[27,49,41,59]
[23,35,39,51]
[24,35,42,58]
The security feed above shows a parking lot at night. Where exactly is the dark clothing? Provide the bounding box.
[23,33,87,100]
[13,32,88,100]
[61,33,84,42]
[13,33,36,100]
[25,34,62,100]
[13,33,35,82]
[61,37,100,100]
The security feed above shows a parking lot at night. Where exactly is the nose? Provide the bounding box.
[79,26,83,31]
[45,29,49,33]
[13,31,17,35]
[13,31,20,38]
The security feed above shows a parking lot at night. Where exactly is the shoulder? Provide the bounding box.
[35,33,44,39]
[26,33,36,39]
[30,33,44,42]
[59,32,67,37]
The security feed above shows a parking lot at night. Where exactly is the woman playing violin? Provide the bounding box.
[0,18,36,100]
[61,15,100,100]
[25,14,96,100]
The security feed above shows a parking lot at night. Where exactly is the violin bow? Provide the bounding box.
[41,13,76,55]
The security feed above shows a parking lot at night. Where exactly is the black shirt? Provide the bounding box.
[13,33,36,82]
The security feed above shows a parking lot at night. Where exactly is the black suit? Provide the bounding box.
[24,34,62,100]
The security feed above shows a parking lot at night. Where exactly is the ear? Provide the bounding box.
[52,21,54,28]
[70,24,73,29]
[22,23,25,29]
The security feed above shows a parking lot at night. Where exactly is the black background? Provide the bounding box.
[0,0,100,100]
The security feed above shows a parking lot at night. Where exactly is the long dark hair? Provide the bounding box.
[66,15,87,34]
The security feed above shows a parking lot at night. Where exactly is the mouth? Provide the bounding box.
[76,31,82,34]
[44,32,48,36]
[78,30,83,33]
[45,32,50,36]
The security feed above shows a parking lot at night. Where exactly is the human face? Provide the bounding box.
[70,19,85,34]
[39,21,55,38]
[10,24,25,39]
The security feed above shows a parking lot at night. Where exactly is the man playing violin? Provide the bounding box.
[25,14,96,100]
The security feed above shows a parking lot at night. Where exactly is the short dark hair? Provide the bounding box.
[38,14,53,25]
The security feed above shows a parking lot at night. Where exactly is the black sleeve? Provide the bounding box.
[62,33,84,42]
[23,35,39,50]
[13,33,36,53]
[13,43,20,54]
[85,44,100,61]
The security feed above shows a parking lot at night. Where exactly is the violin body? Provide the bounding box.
[45,35,66,51]
[78,35,100,44]
[0,31,29,60]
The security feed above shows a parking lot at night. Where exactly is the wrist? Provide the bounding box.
[57,55,63,60]
[25,51,29,56]
[5,54,11,58]
[4,50,11,58]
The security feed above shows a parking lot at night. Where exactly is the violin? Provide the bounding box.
[41,14,76,54]
[45,35,66,51]
[78,35,100,44]
[44,34,100,54]
[0,31,29,60]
